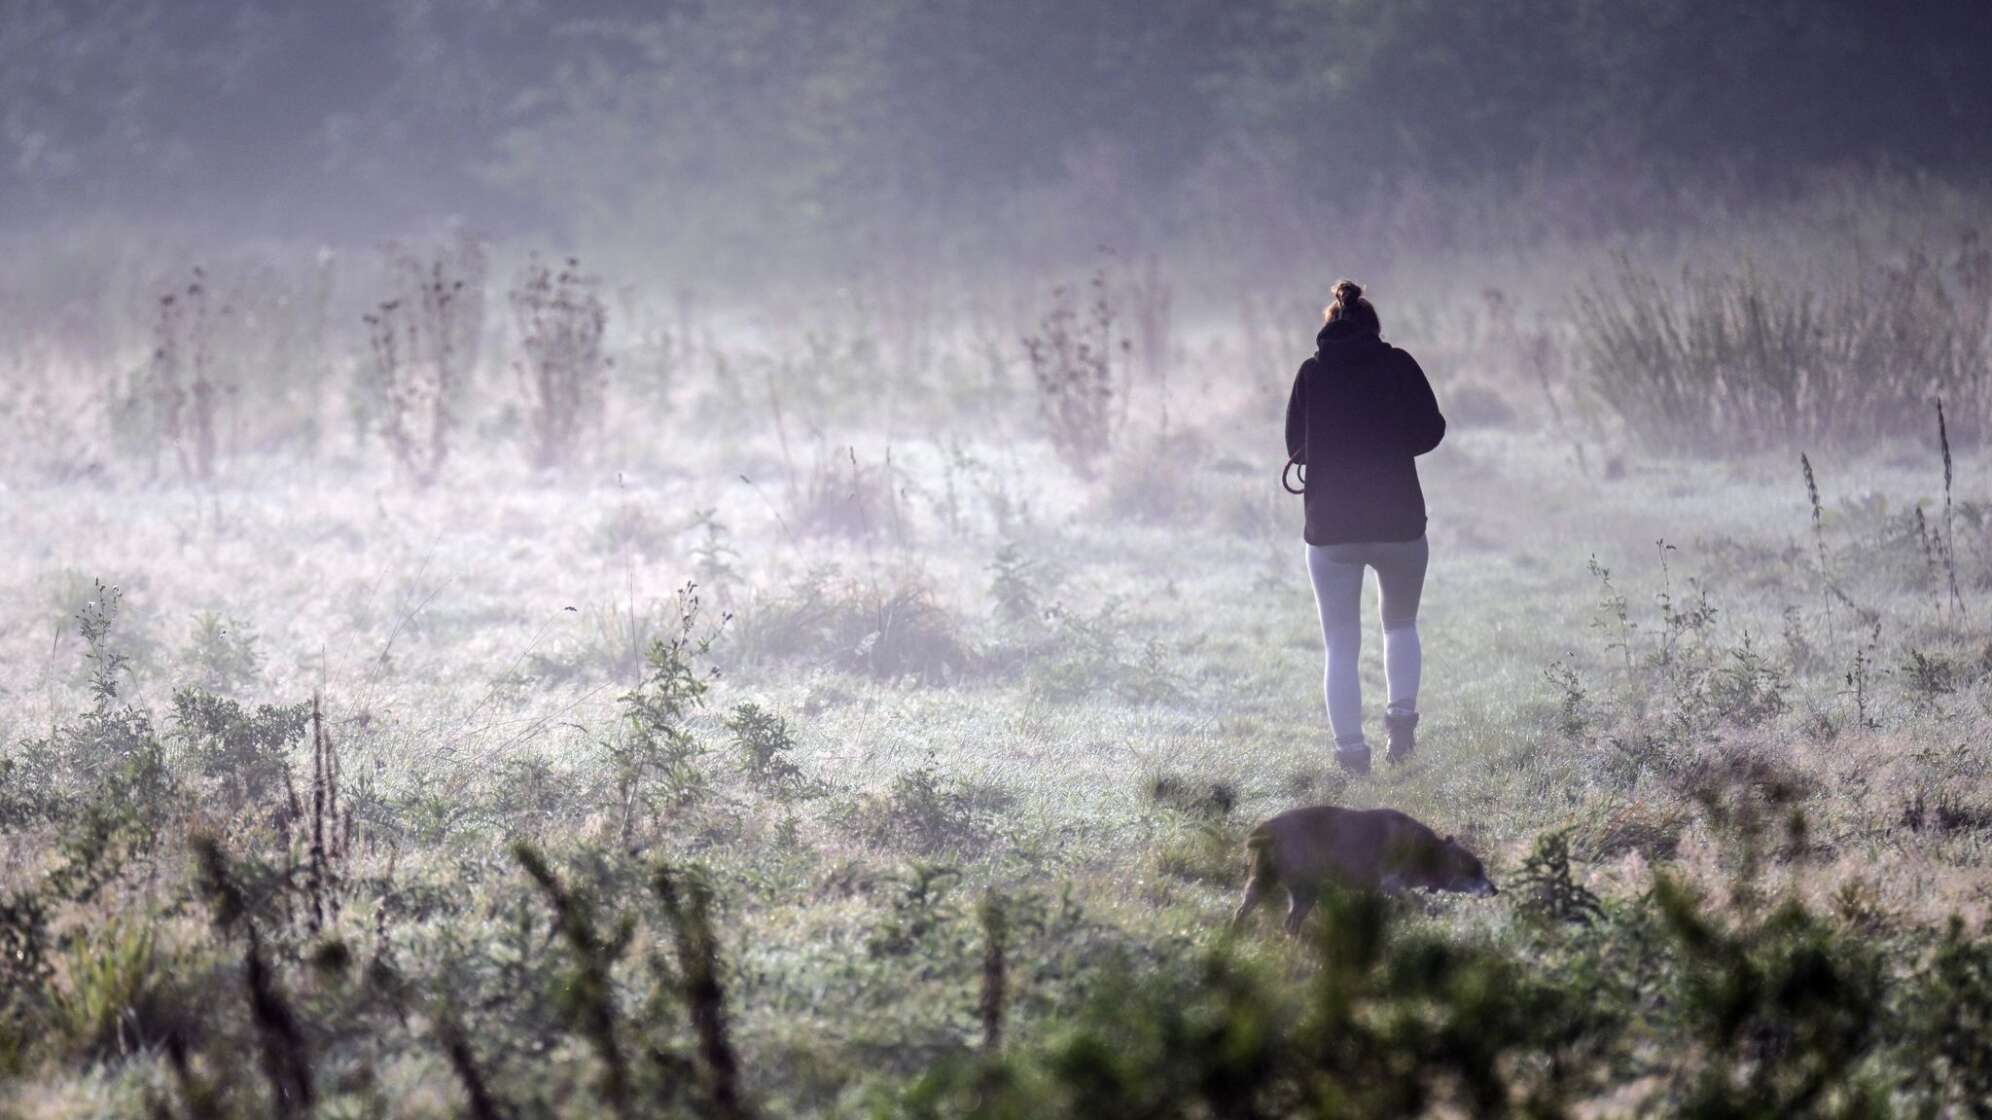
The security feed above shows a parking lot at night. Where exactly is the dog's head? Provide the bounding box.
[1437,835,1498,897]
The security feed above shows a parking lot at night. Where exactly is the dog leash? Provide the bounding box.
[1282,455,1306,495]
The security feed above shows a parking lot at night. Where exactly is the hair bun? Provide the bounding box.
[1333,280,1363,305]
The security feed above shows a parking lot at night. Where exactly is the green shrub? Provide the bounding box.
[0,752,56,830]
[868,863,964,959]
[1652,876,1891,1115]
[171,689,311,809]
[601,585,721,846]
[837,759,1004,854]
[51,919,203,1062]
[725,702,820,803]
[900,889,1591,1118]
[177,610,263,694]
[1895,916,1992,1112]
[1513,829,1605,927]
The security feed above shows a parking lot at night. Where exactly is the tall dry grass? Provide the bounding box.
[1576,237,1992,452]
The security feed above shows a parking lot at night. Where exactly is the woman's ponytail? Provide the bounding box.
[1324,279,1381,334]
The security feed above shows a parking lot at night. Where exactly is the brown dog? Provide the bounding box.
[1232,806,1497,934]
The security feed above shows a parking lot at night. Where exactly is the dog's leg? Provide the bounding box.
[1231,875,1266,930]
[1283,888,1318,936]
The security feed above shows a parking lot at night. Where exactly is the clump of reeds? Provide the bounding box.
[510,255,610,470]
[1576,246,1992,452]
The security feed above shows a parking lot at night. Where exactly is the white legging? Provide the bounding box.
[1306,537,1428,751]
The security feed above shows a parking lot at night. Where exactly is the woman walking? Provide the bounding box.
[1285,281,1446,775]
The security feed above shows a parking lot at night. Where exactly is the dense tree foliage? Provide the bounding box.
[5,0,1988,257]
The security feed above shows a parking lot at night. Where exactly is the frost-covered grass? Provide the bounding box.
[4,269,1991,1114]
[3,370,1992,1108]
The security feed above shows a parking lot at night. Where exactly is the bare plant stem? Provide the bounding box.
[980,893,1008,1054]
[1938,400,1966,619]
[654,864,751,1120]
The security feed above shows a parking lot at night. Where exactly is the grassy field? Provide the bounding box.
[3,222,1991,1116]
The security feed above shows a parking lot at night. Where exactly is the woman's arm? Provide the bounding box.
[1285,361,1309,463]
[1397,351,1446,456]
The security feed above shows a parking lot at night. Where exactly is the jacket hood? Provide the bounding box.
[1316,318,1386,358]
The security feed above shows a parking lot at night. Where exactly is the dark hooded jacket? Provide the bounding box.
[1284,320,1446,545]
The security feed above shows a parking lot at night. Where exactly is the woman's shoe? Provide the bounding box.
[1335,744,1372,776]
[1385,712,1418,765]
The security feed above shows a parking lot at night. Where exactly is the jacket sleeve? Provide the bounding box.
[1284,362,1309,463]
[1397,350,1446,456]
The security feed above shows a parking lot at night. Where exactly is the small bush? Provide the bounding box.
[1896,916,1992,1111]
[1652,876,1890,1114]
[170,690,311,809]
[1024,271,1126,479]
[987,542,1049,626]
[601,585,721,846]
[838,759,1002,853]
[867,863,963,958]
[177,610,263,694]
[511,255,610,470]
[487,752,581,838]
[1027,600,1183,706]
[362,235,486,486]
[1513,829,1605,926]
[901,888,1590,1118]
[725,702,820,803]
[0,754,52,830]
[733,565,973,684]
[689,509,742,597]
[1542,657,1590,740]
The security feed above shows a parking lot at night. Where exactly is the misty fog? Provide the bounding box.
[4,2,1992,1116]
